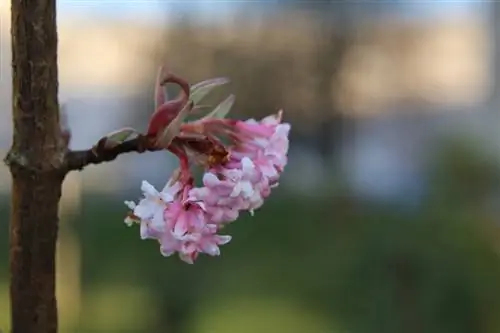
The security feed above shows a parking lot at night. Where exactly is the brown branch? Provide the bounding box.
[65,136,160,172]
[64,135,207,173]
[7,0,63,332]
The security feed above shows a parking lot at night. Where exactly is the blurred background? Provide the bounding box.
[2,0,500,332]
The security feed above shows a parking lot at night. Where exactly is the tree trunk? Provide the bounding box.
[5,1,63,332]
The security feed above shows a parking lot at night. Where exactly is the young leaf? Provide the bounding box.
[157,101,194,148]
[101,127,139,149]
[154,66,169,110]
[191,104,213,113]
[187,104,214,118]
[190,77,230,105]
[203,94,235,120]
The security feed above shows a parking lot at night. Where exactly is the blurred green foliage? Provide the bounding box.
[1,138,500,333]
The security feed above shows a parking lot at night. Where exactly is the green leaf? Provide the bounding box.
[106,127,138,143]
[157,101,194,148]
[190,77,230,105]
[203,94,235,120]
[100,127,139,149]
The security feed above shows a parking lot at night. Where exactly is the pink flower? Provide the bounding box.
[159,206,232,264]
[188,182,241,224]
[176,224,232,264]
[124,105,290,263]
[132,184,233,264]
[231,111,290,179]
[163,198,206,238]
[124,180,182,240]
[265,123,290,170]
[193,157,270,218]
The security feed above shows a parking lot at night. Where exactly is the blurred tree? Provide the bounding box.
[490,0,500,108]
[326,215,500,333]
[276,0,355,167]
[426,137,500,212]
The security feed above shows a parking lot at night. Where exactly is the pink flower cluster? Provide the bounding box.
[125,111,290,263]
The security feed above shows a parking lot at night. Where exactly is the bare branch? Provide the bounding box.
[65,135,160,172]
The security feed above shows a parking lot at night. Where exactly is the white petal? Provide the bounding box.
[254,137,269,148]
[230,182,242,197]
[124,200,136,210]
[203,244,220,256]
[179,253,195,264]
[160,192,174,203]
[245,118,258,125]
[160,247,176,257]
[187,187,206,202]
[203,172,221,187]
[241,157,255,173]
[261,114,279,125]
[216,235,232,245]
[161,181,182,200]
[141,181,159,198]
[134,200,156,220]
[224,169,241,181]
[150,210,166,232]
[240,181,254,198]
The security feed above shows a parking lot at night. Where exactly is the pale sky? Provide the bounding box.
[56,0,485,25]
[57,0,243,24]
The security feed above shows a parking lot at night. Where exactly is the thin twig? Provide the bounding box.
[65,135,158,172]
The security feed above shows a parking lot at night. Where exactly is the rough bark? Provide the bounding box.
[5,0,63,332]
